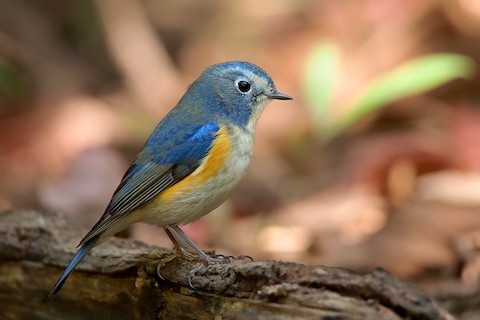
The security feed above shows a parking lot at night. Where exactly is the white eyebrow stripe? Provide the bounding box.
[243,70,269,88]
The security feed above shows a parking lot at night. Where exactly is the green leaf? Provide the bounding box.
[0,58,31,103]
[304,41,341,133]
[336,53,475,132]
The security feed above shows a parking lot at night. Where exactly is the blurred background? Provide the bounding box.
[1,0,480,316]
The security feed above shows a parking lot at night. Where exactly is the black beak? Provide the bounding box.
[267,92,293,100]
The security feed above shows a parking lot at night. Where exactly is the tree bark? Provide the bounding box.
[0,210,454,320]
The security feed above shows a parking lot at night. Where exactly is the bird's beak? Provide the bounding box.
[267,92,293,100]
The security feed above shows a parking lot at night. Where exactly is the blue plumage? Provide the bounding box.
[48,61,292,298]
[154,121,220,164]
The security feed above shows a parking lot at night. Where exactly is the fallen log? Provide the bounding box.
[0,210,454,319]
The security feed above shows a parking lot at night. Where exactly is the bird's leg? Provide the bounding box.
[170,225,234,264]
[159,225,253,289]
[164,226,254,263]
[163,227,197,259]
[164,228,181,250]
[157,228,196,280]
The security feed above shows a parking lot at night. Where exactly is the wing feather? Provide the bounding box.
[78,121,221,246]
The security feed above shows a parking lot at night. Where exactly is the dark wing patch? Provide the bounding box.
[78,162,192,246]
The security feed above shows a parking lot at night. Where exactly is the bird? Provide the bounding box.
[48,61,292,298]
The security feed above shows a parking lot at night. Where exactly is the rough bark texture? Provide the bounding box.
[0,210,454,320]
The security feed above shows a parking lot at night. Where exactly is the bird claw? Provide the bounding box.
[205,254,234,263]
[188,275,196,289]
[156,262,166,281]
[187,263,204,289]
[209,253,254,263]
[179,247,199,260]
[157,249,254,289]
[156,252,178,281]
[235,254,254,262]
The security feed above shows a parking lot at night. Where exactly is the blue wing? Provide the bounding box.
[77,120,221,246]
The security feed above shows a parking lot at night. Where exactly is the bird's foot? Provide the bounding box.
[157,248,254,289]
[177,247,253,264]
[178,247,199,260]
[186,253,254,289]
[210,253,254,263]
[156,253,178,281]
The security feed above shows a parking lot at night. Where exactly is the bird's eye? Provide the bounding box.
[237,80,251,93]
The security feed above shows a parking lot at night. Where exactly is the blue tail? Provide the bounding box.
[47,237,97,298]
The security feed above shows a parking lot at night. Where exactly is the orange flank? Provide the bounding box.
[158,126,232,203]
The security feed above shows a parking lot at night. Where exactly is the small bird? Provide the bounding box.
[48,61,292,298]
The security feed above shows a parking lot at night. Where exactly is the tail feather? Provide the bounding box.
[47,237,97,298]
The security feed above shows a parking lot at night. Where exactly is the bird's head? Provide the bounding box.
[193,61,292,130]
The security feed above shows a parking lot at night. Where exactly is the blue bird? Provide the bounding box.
[48,61,292,297]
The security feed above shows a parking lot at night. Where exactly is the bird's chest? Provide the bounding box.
[189,128,254,205]
[145,129,254,225]
[205,129,254,191]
